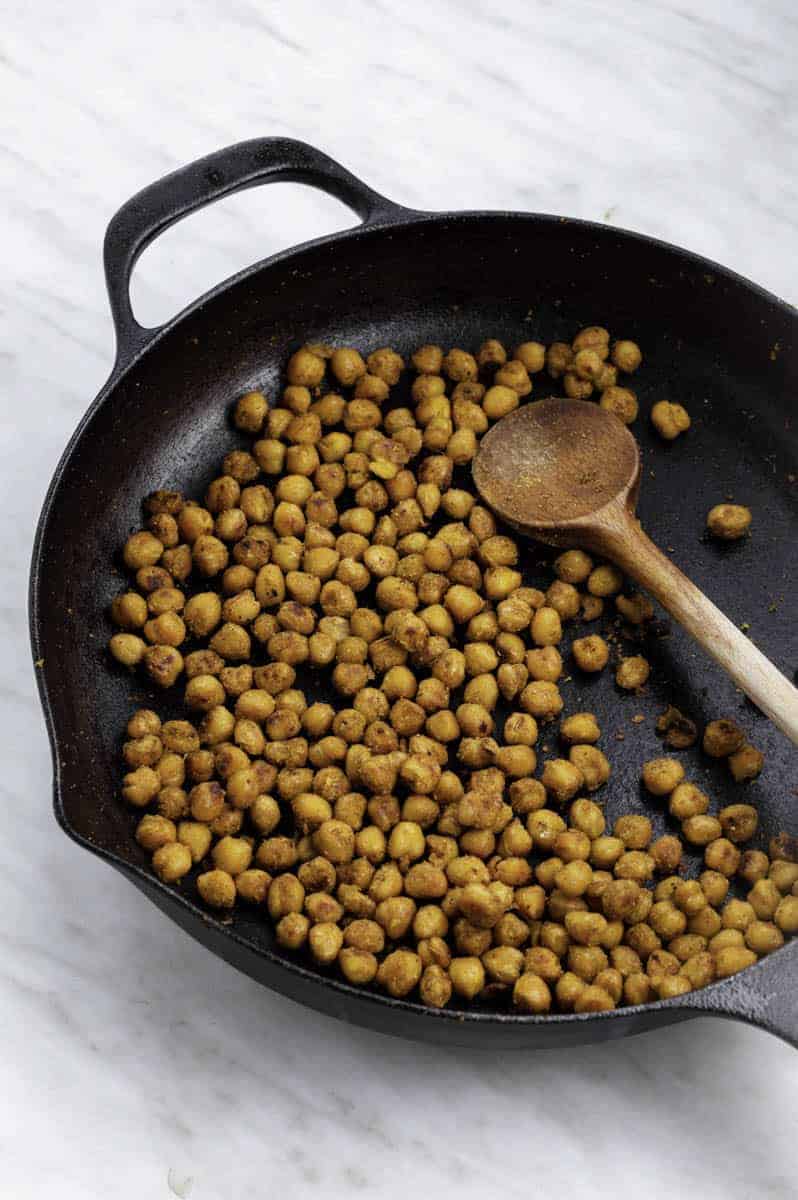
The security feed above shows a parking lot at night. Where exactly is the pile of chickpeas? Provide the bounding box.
[108,327,794,1013]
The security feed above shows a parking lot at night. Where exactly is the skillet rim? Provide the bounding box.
[29,203,798,1037]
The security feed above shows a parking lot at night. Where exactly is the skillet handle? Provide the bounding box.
[103,136,413,370]
[680,947,798,1048]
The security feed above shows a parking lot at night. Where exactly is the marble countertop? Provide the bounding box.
[3,1,797,1197]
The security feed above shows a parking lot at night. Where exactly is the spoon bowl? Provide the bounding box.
[473,397,640,542]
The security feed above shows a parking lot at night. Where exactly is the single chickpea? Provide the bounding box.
[573,347,605,382]
[494,360,532,396]
[545,580,580,620]
[642,757,685,796]
[376,949,422,998]
[511,341,545,373]
[615,655,650,690]
[728,744,764,783]
[717,803,758,844]
[544,342,572,378]
[587,564,623,597]
[513,972,552,1013]
[651,400,690,440]
[705,837,742,877]
[520,680,563,721]
[608,339,641,372]
[563,372,593,400]
[135,814,176,852]
[775,896,798,934]
[558,713,600,749]
[152,842,193,883]
[442,348,478,382]
[668,782,709,821]
[109,633,147,668]
[572,635,609,673]
[542,759,584,804]
[449,956,486,1000]
[713,945,757,979]
[552,552,590,589]
[569,745,610,792]
[706,504,751,541]
[770,860,798,891]
[482,385,519,420]
[703,717,745,757]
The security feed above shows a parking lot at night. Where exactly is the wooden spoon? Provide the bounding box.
[472,397,798,744]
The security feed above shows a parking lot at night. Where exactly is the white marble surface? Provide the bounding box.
[2,1,797,1197]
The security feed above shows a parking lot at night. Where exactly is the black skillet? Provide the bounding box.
[30,138,798,1048]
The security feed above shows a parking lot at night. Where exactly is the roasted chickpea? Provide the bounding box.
[651,400,690,440]
[707,504,751,541]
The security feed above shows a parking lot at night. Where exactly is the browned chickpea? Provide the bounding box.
[705,837,742,877]
[668,782,709,821]
[513,972,551,1013]
[123,530,164,571]
[494,359,532,396]
[707,504,752,541]
[482,385,519,421]
[442,347,478,382]
[615,655,650,690]
[738,849,770,886]
[520,681,563,722]
[728,744,764,783]
[651,400,690,440]
[642,757,685,796]
[702,718,745,758]
[775,896,798,934]
[563,371,593,400]
[286,347,325,387]
[600,386,638,425]
[571,635,609,673]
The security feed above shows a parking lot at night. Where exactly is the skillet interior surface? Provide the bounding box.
[32,212,798,1045]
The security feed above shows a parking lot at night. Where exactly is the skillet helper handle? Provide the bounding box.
[682,949,798,1048]
[103,136,412,369]
[600,509,798,745]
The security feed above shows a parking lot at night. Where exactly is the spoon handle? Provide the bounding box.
[598,506,798,745]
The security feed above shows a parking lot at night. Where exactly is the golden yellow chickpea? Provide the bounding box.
[642,757,685,796]
[702,719,745,758]
[600,386,639,424]
[197,868,236,909]
[287,348,325,387]
[531,606,562,647]
[482,385,519,420]
[713,945,758,979]
[513,972,552,1013]
[377,949,423,998]
[563,372,593,400]
[152,842,192,883]
[135,814,176,852]
[615,656,650,690]
[706,504,751,541]
[775,895,798,934]
[587,564,623,597]
[572,635,609,673]
[540,759,583,804]
[651,400,690,440]
[520,680,563,721]
[610,339,642,373]
[574,985,615,1013]
[448,956,485,999]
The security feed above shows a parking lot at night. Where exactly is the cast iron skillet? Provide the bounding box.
[30,137,797,1048]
